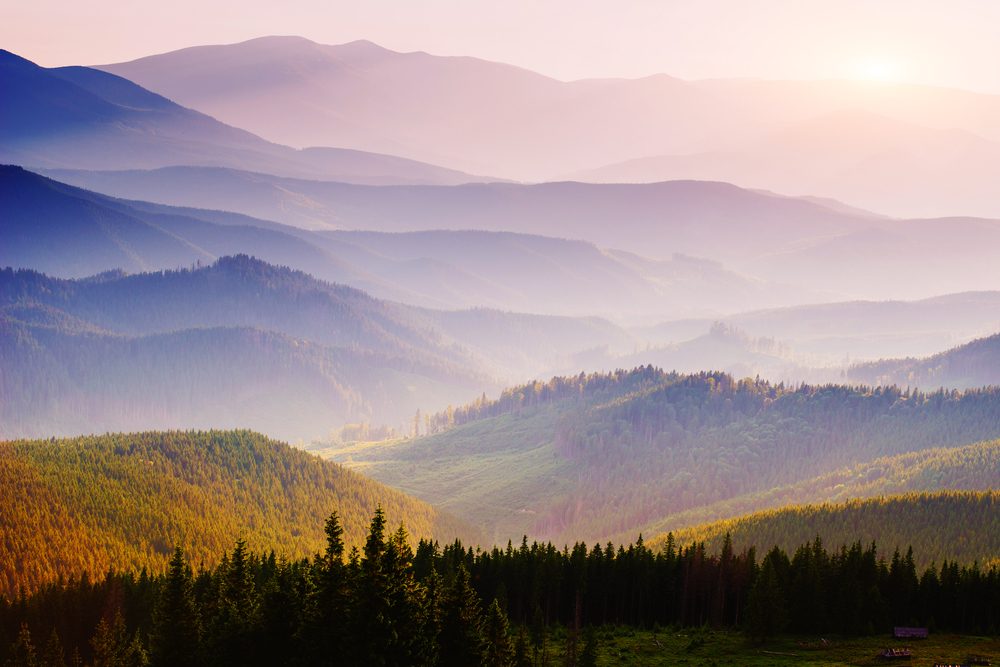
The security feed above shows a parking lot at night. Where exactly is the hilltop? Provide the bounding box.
[0,430,479,595]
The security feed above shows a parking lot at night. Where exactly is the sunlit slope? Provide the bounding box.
[0,430,480,595]
[324,368,1000,544]
[635,438,1000,542]
[653,491,1000,569]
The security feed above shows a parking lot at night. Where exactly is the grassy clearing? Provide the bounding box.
[540,626,999,666]
[320,409,576,543]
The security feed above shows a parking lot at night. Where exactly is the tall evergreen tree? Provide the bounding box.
[6,624,37,667]
[150,547,201,667]
[483,600,515,667]
[438,565,486,667]
[746,551,787,643]
[90,613,148,667]
[40,630,65,667]
[578,626,598,667]
[306,512,349,664]
[352,507,393,666]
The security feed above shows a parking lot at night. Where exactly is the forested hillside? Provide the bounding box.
[0,430,478,596]
[656,491,1000,569]
[0,259,494,439]
[849,332,1000,389]
[636,439,1000,540]
[1,319,481,439]
[3,504,999,666]
[326,367,1000,544]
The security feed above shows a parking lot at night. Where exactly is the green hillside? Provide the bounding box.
[655,491,1000,569]
[849,332,1000,389]
[634,438,1000,542]
[324,367,1000,544]
[0,430,479,595]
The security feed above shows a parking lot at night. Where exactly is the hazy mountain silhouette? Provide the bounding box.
[640,292,1000,364]
[100,36,1000,217]
[4,166,815,319]
[40,164,1000,302]
[575,109,1000,220]
[0,49,490,184]
[32,165,874,259]
[848,333,1000,390]
[1,252,645,440]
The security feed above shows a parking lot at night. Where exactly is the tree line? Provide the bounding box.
[3,508,998,666]
[0,432,475,597]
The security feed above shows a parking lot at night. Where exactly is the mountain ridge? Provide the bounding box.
[0,49,493,185]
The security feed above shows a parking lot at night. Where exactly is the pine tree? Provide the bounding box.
[210,540,259,666]
[513,627,531,667]
[40,629,66,667]
[382,523,421,664]
[578,626,598,667]
[90,613,149,667]
[150,547,201,667]
[746,553,787,643]
[483,600,515,667]
[306,512,349,664]
[352,507,393,665]
[416,567,444,666]
[438,564,486,667]
[7,623,37,667]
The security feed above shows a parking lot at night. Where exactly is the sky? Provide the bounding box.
[4,0,1000,93]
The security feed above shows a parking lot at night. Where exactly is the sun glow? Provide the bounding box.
[852,57,903,83]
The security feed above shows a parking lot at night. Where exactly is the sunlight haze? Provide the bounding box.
[3,0,1000,93]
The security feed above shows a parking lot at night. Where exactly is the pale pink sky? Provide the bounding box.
[4,0,1000,93]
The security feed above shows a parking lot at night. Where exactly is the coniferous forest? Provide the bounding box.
[2,508,999,666]
[6,6,1000,666]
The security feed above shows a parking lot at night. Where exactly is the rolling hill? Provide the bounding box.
[848,332,1000,390]
[26,166,875,262]
[636,439,1000,543]
[4,166,816,319]
[0,430,480,595]
[322,368,1000,545]
[639,291,1000,363]
[0,257,491,441]
[35,164,1000,304]
[0,49,488,185]
[99,35,1000,217]
[654,491,1000,569]
[1,257,643,440]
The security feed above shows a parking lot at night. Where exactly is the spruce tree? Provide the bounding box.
[416,567,444,666]
[150,547,201,667]
[7,623,37,667]
[578,626,598,667]
[352,507,393,665]
[306,512,349,664]
[90,613,149,667]
[513,627,531,667]
[438,564,486,667]
[40,628,66,667]
[483,600,515,667]
[746,553,787,643]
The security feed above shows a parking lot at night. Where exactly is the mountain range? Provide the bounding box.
[322,368,1000,544]
[1,165,819,319]
[36,164,1000,304]
[848,332,1000,390]
[0,49,488,185]
[3,32,1000,604]
[100,35,1000,218]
